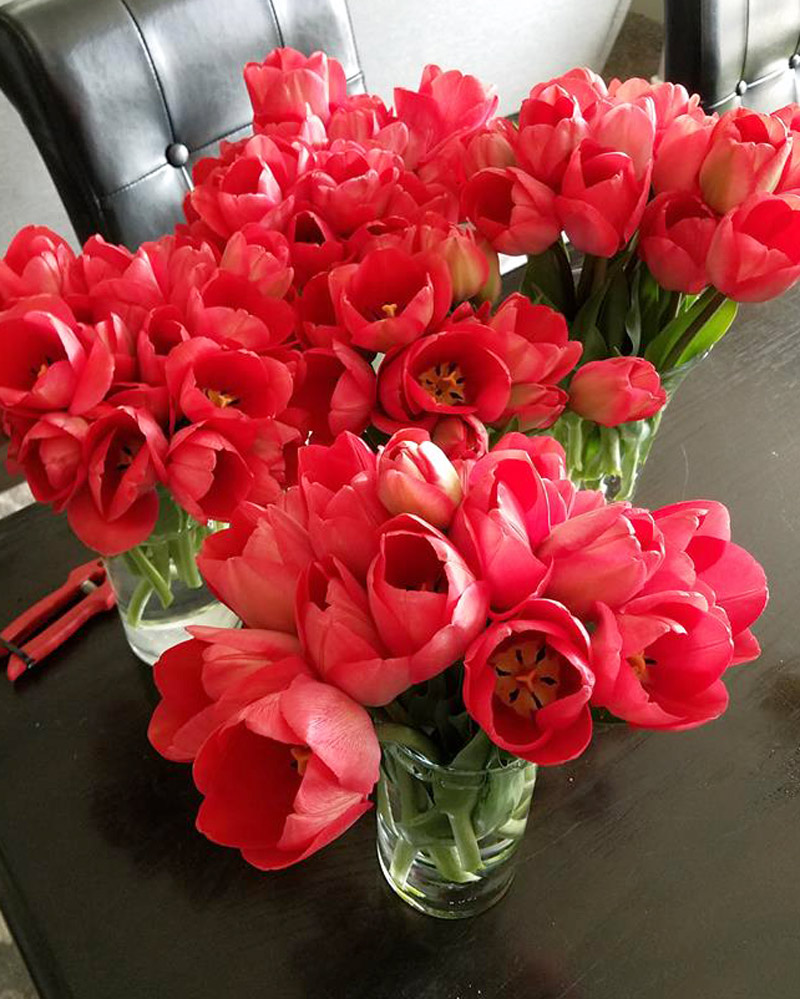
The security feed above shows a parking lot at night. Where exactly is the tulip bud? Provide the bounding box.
[699,109,791,214]
[638,191,717,294]
[568,357,666,426]
[430,415,490,461]
[377,428,463,528]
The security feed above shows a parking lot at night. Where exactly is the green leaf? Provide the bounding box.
[521,240,576,317]
[624,267,642,355]
[644,287,721,370]
[576,325,607,365]
[673,298,738,366]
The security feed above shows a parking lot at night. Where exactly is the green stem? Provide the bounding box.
[376,723,442,763]
[171,529,203,589]
[575,253,597,308]
[662,288,727,370]
[126,578,154,628]
[426,844,476,883]
[126,546,174,609]
[447,808,483,874]
[388,838,418,886]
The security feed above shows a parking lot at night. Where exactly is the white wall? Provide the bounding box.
[348,0,632,115]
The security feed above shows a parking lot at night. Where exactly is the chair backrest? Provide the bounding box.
[665,0,800,111]
[0,0,364,249]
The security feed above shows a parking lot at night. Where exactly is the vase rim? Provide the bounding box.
[385,740,534,777]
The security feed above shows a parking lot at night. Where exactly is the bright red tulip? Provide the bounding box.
[556,139,651,257]
[568,357,666,427]
[0,309,113,415]
[198,498,313,633]
[516,84,588,187]
[699,109,791,214]
[430,414,489,462]
[537,504,664,616]
[773,103,800,192]
[638,191,717,294]
[652,112,717,196]
[17,412,88,510]
[461,167,560,255]
[590,593,733,729]
[377,428,462,528]
[193,674,379,869]
[329,247,452,352]
[148,629,307,762]
[530,68,608,119]
[166,421,254,523]
[0,225,76,307]
[463,598,594,765]
[375,325,511,433]
[66,406,168,555]
[285,343,376,444]
[285,210,345,287]
[137,307,191,387]
[706,192,800,302]
[244,47,347,128]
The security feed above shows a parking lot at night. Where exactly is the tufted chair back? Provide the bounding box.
[665,0,800,112]
[0,0,364,249]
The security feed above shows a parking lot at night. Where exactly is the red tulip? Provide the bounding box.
[568,357,666,427]
[590,593,733,729]
[450,447,553,613]
[66,406,168,555]
[165,338,294,425]
[297,271,344,349]
[0,309,113,415]
[394,64,498,170]
[652,112,717,196]
[556,139,651,257]
[375,326,511,433]
[0,225,75,307]
[414,217,492,303]
[487,295,582,430]
[148,630,307,761]
[244,47,347,128]
[430,414,489,462]
[198,499,313,633]
[699,109,791,214]
[285,210,345,287]
[328,93,409,156]
[297,432,389,578]
[516,84,588,187]
[533,67,608,118]
[17,412,88,510]
[377,428,462,528]
[137,306,191,387]
[193,674,379,869]
[462,118,517,178]
[463,598,594,765]
[537,504,664,616]
[609,78,704,142]
[706,193,800,302]
[300,142,405,236]
[638,191,717,294]
[461,167,560,255]
[285,343,376,444]
[652,500,768,664]
[773,103,800,191]
[329,247,452,352]
[217,228,293,300]
[166,421,254,523]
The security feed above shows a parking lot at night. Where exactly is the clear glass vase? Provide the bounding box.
[547,355,704,502]
[103,496,238,665]
[376,740,537,918]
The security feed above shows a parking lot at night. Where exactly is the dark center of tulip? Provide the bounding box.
[289,746,312,776]
[32,357,52,381]
[115,443,137,472]
[204,387,239,408]
[381,302,399,318]
[490,637,564,719]
[418,361,466,406]
[627,651,657,684]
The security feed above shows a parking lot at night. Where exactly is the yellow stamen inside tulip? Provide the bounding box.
[290,746,312,776]
[418,361,466,406]
[381,302,399,318]
[627,651,656,684]
[204,387,239,408]
[32,356,53,380]
[490,637,564,719]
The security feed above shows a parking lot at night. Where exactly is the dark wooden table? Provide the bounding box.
[1,288,799,999]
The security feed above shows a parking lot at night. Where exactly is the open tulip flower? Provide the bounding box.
[148,427,767,876]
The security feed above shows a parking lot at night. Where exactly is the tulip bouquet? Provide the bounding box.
[148,427,767,915]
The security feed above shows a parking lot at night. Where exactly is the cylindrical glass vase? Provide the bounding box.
[103,498,238,665]
[376,741,536,919]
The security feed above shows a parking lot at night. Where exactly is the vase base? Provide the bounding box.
[376,819,518,919]
[122,603,240,665]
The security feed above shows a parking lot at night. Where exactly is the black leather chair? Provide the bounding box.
[0,0,364,249]
[665,0,800,112]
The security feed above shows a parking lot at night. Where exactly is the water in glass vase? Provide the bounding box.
[103,495,238,665]
[376,737,537,919]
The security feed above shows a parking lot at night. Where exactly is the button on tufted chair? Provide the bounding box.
[0,0,364,249]
[665,0,800,111]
